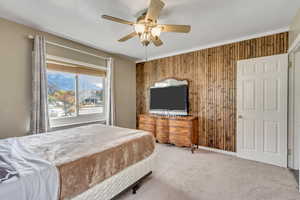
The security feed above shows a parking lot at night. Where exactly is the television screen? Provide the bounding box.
[150,85,188,113]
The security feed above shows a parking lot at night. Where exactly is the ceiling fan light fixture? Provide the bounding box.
[140,32,151,46]
[101,0,191,47]
[134,24,145,34]
[140,32,151,41]
[151,27,161,37]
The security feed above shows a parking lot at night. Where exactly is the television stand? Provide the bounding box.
[138,114,198,153]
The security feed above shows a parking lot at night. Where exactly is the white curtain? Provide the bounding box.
[105,58,116,126]
[30,35,50,134]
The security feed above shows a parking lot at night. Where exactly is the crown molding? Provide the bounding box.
[289,34,300,53]
[136,27,289,63]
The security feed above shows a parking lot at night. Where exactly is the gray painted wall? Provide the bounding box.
[0,18,136,138]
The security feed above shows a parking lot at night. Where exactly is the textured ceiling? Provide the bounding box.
[0,0,299,61]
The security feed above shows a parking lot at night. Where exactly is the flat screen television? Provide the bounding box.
[149,85,189,116]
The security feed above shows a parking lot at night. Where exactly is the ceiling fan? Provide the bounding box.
[101,0,191,47]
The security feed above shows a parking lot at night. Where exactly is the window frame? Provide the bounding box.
[46,55,107,128]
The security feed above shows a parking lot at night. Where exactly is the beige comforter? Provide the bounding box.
[19,124,155,199]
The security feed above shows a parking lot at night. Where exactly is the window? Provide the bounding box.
[78,74,104,115]
[48,71,76,118]
[47,60,106,127]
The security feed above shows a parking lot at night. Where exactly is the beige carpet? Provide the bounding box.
[118,144,300,200]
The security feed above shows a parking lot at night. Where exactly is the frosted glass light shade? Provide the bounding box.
[140,32,151,42]
[134,24,145,34]
[151,27,161,37]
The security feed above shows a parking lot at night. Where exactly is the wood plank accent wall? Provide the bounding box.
[136,32,288,152]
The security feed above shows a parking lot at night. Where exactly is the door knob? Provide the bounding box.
[238,115,243,119]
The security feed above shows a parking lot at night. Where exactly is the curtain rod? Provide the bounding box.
[28,35,109,60]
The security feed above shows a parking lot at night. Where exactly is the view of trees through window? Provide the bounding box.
[79,74,104,115]
[47,70,104,119]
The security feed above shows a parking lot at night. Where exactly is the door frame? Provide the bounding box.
[288,36,300,191]
[288,36,300,170]
[288,51,299,170]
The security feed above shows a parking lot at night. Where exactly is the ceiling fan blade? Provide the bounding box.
[102,15,134,25]
[151,36,163,46]
[118,32,138,42]
[159,24,191,33]
[145,0,165,22]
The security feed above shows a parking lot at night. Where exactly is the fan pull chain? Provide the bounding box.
[144,45,148,62]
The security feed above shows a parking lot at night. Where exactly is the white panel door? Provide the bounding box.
[237,54,288,167]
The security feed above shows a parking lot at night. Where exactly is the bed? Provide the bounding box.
[0,124,156,200]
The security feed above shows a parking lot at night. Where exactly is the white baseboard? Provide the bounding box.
[197,145,237,156]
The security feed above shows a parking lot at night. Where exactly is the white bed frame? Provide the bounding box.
[72,152,156,200]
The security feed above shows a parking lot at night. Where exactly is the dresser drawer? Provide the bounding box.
[169,126,192,136]
[139,123,155,137]
[139,115,155,125]
[168,120,193,128]
[169,127,193,147]
[156,118,169,127]
[156,126,169,143]
[139,122,155,130]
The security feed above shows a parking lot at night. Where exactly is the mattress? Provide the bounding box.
[19,124,155,200]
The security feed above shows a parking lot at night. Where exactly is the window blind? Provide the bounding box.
[46,43,107,67]
[47,61,106,77]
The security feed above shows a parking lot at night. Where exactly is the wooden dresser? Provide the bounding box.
[138,114,198,153]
